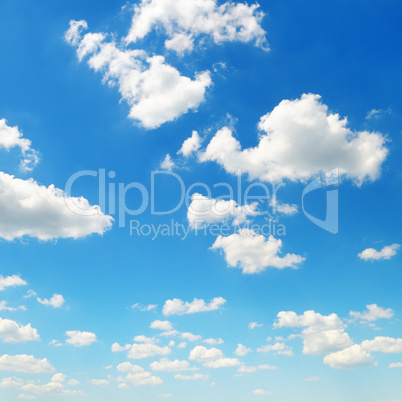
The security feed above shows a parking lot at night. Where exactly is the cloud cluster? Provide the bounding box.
[125,0,268,53]
[358,244,400,261]
[162,297,226,315]
[66,20,211,129]
[197,94,388,185]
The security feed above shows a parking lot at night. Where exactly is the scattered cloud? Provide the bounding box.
[162,297,226,315]
[174,373,209,380]
[37,294,65,308]
[0,275,27,292]
[131,303,158,312]
[257,342,293,356]
[150,320,173,331]
[249,322,263,330]
[366,107,392,120]
[358,244,400,261]
[198,94,388,185]
[160,154,175,171]
[211,229,305,274]
[65,331,97,347]
[0,318,40,343]
[0,355,54,373]
[178,131,201,157]
[323,345,375,369]
[350,304,394,322]
[234,343,252,356]
[253,389,271,395]
[150,358,197,372]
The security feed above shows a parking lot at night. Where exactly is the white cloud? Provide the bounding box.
[0,119,39,172]
[174,373,209,380]
[270,196,298,216]
[158,393,173,398]
[203,338,224,346]
[274,310,352,355]
[211,229,305,274]
[0,301,25,311]
[66,20,212,129]
[187,193,258,228]
[126,371,163,386]
[131,303,157,311]
[389,362,402,368]
[234,344,252,356]
[0,275,27,291]
[162,297,226,315]
[117,362,144,373]
[150,320,173,331]
[150,358,197,372]
[160,154,175,171]
[249,322,263,330]
[253,389,271,395]
[88,379,110,386]
[358,244,400,261]
[0,172,112,241]
[177,342,187,349]
[18,395,36,400]
[0,376,24,388]
[199,94,388,185]
[257,342,293,356]
[178,131,201,157]
[37,294,65,308]
[366,107,392,120]
[65,330,97,347]
[180,332,202,342]
[0,354,54,373]
[350,304,394,322]
[67,379,80,386]
[238,364,275,373]
[133,335,157,344]
[125,0,268,51]
[127,344,171,359]
[189,346,223,362]
[0,318,40,343]
[361,337,402,353]
[323,345,375,369]
[203,357,241,368]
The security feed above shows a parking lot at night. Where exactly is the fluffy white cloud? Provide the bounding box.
[150,320,173,331]
[0,172,112,241]
[187,193,258,228]
[270,196,298,216]
[0,355,54,373]
[66,20,211,129]
[0,275,27,291]
[125,0,268,51]
[37,294,65,308]
[162,297,226,315]
[178,131,201,157]
[117,362,144,373]
[150,358,197,372]
[323,345,375,369]
[361,337,402,353]
[0,119,39,172]
[189,346,223,362]
[126,371,163,386]
[174,373,209,380]
[389,362,402,368]
[199,94,388,185]
[257,342,293,356]
[88,379,109,386]
[234,343,252,356]
[211,229,305,274]
[0,318,40,343]
[0,376,24,388]
[274,310,352,355]
[180,332,202,342]
[133,335,157,344]
[127,344,171,359]
[358,244,400,261]
[65,331,97,347]
[0,301,25,311]
[160,154,175,171]
[203,357,241,368]
[203,338,224,346]
[350,304,394,322]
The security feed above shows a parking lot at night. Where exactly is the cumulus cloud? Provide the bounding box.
[88,379,109,386]
[199,94,388,185]
[125,0,268,51]
[203,338,224,346]
[361,337,402,353]
[178,131,201,157]
[150,320,173,331]
[257,342,293,356]
[358,244,400,261]
[37,294,65,308]
[253,389,271,395]
[323,345,375,369]
[126,371,163,386]
[131,303,157,312]
[65,331,97,347]
[189,346,223,362]
[203,357,241,368]
[0,172,112,241]
[150,358,197,372]
[350,304,394,322]
[0,376,24,388]
[0,355,54,373]
[249,322,263,330]
[127,344,171,359]
[0,119,39,172]
[0,275,27,291]
[0,301,25,311]
[66,20,211,129]
[162,297,226,315]
[117,362,144,373]
[0,318,40,343]
[274,310,352,355]
[389,362,402,368]
[187,193,258,228]
[160,154,175,171]
[238,364,275,373]
[234,344,252,356]
[211,229,305,274]
[270,196,298,216]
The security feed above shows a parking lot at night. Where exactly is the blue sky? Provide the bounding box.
[0,0,401,401]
